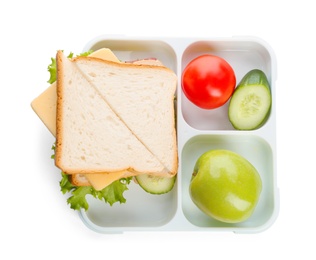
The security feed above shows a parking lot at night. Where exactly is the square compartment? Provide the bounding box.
[181,134,278,232]
[180,39,274,131]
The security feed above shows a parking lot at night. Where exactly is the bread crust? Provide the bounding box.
[55,51,65,172]
[70,174,90,186]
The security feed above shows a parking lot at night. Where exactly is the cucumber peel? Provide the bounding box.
[135,174,176,195]
[228,69,271,130]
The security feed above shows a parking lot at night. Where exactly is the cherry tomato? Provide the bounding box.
[182,54,236,109]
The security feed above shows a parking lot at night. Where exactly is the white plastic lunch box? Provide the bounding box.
[78,35,279,234]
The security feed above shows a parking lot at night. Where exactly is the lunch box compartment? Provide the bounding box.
[180,39,273,131]
[181,134,277,231]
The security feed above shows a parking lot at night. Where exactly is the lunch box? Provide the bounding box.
[78,35,279,234]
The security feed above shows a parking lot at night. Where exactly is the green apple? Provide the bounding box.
[189,149,262,223]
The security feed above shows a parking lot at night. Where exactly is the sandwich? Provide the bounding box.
[31,48,178,210]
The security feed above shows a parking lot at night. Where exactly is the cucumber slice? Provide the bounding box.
[228,69,271,130]
[135,174,176,195]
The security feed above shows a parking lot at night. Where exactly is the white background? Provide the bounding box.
[1,0,315,259]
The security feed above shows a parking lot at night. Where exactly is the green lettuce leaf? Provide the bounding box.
[58,170,131,211]
[67,186,94,211]
[96,178,132,206]
[47,50,93,84]
[47,57,56,84]
[59,172,75,195]
[62,172,131,211]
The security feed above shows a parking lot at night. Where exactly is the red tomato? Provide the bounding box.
[182,54,236,109]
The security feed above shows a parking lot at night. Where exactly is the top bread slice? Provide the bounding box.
[69,57,174,189]
[73,56,178,176]
[55,51,178,177]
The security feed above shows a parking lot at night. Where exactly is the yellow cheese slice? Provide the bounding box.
[31,82,58,136]
[31,48,131,190]
[85,171,136,191]
[31,48,120,136]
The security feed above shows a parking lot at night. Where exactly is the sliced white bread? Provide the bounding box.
[69,56,171,189]
[69,174,90,186]
[73,56,178,176]
[55,51,167,175]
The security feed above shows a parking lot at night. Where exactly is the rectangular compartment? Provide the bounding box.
[77,36,278,233]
